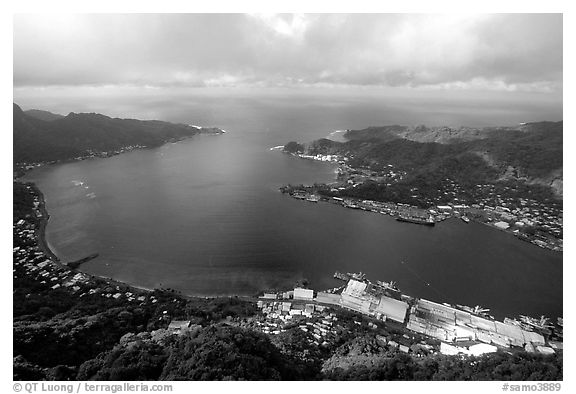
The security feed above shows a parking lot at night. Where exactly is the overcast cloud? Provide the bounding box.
[13,13,562,92]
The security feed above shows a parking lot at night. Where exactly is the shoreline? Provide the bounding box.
[14,176,563,341]
[27,180,157,295]
[27,178,208,298]
[15,130,228,288]
[279,150,562,253]
[19,141,561,310]
[282,187,562,253]
[14,136,215,299]
[29,183,62,265]
[15,127,226,176]
[21,179,256,301]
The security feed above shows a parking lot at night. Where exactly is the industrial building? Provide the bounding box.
[339,279,408,323]
[316,291,341,306]
[407,298,545,348]
[293,287,314,300]
[258,274,554,353]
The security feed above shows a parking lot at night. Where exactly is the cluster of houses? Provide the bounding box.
[13,216,158,306]
[336,163,407,189]
[285,147,562,252]
[257,290,433,354]
[285,181,562,252]
[433,199,562,252]
[255,298,342,347]
[290,156,563,252]
[293,153,343,163]
[17,145,149,172]
[74,145,147,161]
[411,179,563,251]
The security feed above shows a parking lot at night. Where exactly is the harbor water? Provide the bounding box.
[22,93,563,320]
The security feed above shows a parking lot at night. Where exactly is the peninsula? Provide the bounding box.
[13,103,225,173]
[280,122,563,251]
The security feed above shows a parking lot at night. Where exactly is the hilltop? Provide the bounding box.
[24,109,65,122]
[284,121,563,197]
[282,121,563,251]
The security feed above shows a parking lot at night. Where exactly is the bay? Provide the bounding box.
[22,96,563,320]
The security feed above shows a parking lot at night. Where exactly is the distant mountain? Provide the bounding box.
[343,123,548,144]
[13,104,223,164]
[24,109,64,122]
[285,121,563,197]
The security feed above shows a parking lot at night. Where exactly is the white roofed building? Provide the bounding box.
[373,295,408,323]
[494,221,510,230]
[293,287,314,300]
[342,279,367,297]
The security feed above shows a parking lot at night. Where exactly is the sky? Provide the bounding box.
[13,13,563,118]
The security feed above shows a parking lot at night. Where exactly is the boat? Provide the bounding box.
[396,215,435,226]
[306,195,320,203]
[376,280,400,292]
[504,317,522,327]
[456,304,492,318]
[519,315,554,331]
[461,216,470,223]
[347,272,366,281]
[333,271,350,281]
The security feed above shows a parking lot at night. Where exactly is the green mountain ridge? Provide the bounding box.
[24,109,65,122]
[13,103,222,164]
[285,121,563,197]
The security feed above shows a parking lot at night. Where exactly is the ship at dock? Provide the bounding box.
[333,271,366,281]
[396,214,435,226]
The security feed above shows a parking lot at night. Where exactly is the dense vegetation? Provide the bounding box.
[283,141,305,154]
[13,182,38,223]
[285,121,562,204]
[24,109,65,122]
[13,271,270,380]
[13,103,205,163]
[75,324,315,381]
[324,351,562,381]
[302,122,562,182]
[468,122,563,179]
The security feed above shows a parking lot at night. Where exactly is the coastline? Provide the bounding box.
[19,182,241,302]
[282,186,562,253]
[15,126,226,176]
[29,182,62,265]
[15,129,226,275]
[279,150,562,253]
[15,136,196,297]
[20,139,561,310]
[19,167,561,323]
[23,179,183,297]
[13,167,564,366]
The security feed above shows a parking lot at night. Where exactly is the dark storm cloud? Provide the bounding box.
[13,13,562,91]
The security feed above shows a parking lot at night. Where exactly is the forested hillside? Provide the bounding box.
[13,104,217,164]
